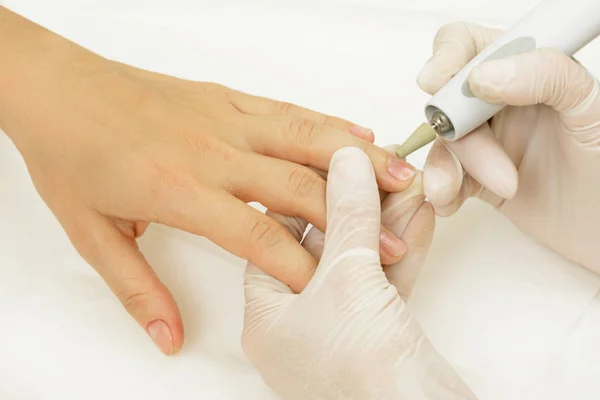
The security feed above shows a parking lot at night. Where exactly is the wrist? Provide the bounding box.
[0,7,107,146]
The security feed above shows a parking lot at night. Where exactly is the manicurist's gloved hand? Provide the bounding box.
[242,147,476,400]
[417,22,600,273]
[0,8,413,354]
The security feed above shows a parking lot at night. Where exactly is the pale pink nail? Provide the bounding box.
[387,157,416,181]
[147,320,173,355]
[380,231,407,257]
[349,125,375,141]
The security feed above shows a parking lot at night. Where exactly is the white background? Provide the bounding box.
[2,1,600,399]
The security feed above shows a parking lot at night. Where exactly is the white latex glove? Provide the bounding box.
[242,147,476,400]
[417,22,600,273]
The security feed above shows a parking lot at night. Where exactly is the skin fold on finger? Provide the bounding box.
[244,117,416,193]
[417,22,503,95]
[64,212,184,355]
[443,123,518,200]
[114,219,150,239]
[423,139,463,208]
[159,188,317,293]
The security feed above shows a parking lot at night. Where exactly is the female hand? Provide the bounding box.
[0,8,415,354]
[242,147,476,399]
[418,22,600,274]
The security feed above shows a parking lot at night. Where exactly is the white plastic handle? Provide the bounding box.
[426,0,600,141]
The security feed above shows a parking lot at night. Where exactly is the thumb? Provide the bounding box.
[468,48,600,138]
[65,213,184,355]
[314,147,382,285]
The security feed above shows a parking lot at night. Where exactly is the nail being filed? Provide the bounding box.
[395,111,453,159]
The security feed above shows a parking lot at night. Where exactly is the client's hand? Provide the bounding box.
[242,147,476,400]
[0,8,412,354]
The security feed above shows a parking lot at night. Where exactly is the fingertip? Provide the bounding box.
[423,141,462,206]
[329,147,375,187]
[148,319,175,355]
[165,301,185,354]
[76,218,185,356]
[474,148,519,200]
[445,124,518,201]
[423,165,460,206]
[380,156,416,192]
[497,164,519,200]
[142,287,185,355]
[348,125,375,143]
[417,62,446,95]
[331,146,370,167]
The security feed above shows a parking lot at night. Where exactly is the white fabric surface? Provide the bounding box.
[2,2,600,399]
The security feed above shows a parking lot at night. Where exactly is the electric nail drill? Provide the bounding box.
[396,0,600,159]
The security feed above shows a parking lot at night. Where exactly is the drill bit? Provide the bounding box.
[394,123,437,159]
[395,111,453,159]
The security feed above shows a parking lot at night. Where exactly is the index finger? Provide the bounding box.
[225,89,374,141]
[247,116,417,193]
[417,22,503,95]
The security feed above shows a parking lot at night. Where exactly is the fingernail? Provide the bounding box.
[380,231,407,257]
[387,157,416,181]
[147,320,173,355]
[349,125,375,141]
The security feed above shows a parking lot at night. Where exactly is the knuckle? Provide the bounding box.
[247,217,285,254]
[120,290,151,317]
[287,117,323,146]
[535,49,570,101]
[323,115,349,130]
[434,22,493,56]
[183,132,240,167]
[287,167,320,198]
[146,162,200,210]
[435,22,469,43]
[182,131,210,160]
[275,101,297,115]
[538,47,564,65]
